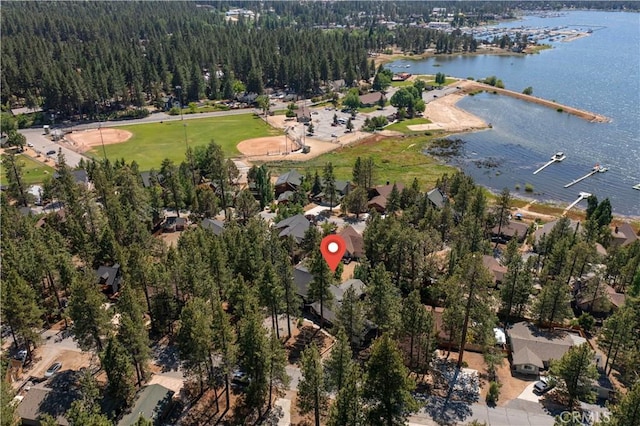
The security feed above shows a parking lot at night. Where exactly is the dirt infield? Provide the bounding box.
[236,136,292,157]
[66,128,133,152]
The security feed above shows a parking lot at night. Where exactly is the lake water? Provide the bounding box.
[390,11,640,216]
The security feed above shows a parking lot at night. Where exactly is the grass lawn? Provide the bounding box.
[385,118,433,134]
[89,114,282,171]
[267,134,455,190]
[358,101,389,113]
[0,154,55,185]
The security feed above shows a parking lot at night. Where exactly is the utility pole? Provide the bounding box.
[176,85,184,121]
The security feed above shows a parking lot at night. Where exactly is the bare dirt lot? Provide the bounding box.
[66,128,133,152]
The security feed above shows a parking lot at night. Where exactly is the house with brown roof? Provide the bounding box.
[367,183,404,213]
[491,221,529,244]
[274,170,303,196]
[482,255,508,285]
[610,222,638,248]
[507,321,587,376]
[574,281,626,314]
[339,226,364,260]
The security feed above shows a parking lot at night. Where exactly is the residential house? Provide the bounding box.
[312,179,352,206]
[293,264,314,302]
[507,321,587,376]
[328,79,346,92]
[358,91,384,107]
[274,170,303,196]
[163,216,187,233]
[201,218,225,236]
[117,384,175,426]
[574,276,626,314]
[482,255,508,285]
[277,190,295,204]
[491,221,529,244]
[309,279,366,327]
[533,219,580,249]
[339,226,365,260]
[367,183,405,213]
[274,214,310,244]
[53,169,90,189]
[17,371,80,426]
[426,188,446,209]
[610,222,638,248]
[95,263,122,295]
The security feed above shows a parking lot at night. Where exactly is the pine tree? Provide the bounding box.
[323,162,337,212]
[2,152,29,207]
[324,327,354,393]
[609,379,640,426]
[533,276,572,326]
[549,343,598,408]
[68,271,111,353]
[176,297,214,394]
[116,284,151,386]
[327,364,365,426]
[309,249,334,330]
[237,303,270,415]
[387,183,401,214]
[101,336,137,410]
[366,264,401,335]
[500,238,533,326]
[1,269,43,358]
[336,286,365,346]
[210,291,236,412]
[298,344,328,426]
[267,333,289,411]
[363,334,418,425]
[0,376,18,426]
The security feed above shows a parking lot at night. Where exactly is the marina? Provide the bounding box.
[563,164,608,188]
[533,152,566,175]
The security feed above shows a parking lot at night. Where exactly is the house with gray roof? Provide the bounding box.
[95,263,122,295]
[610,222,638,248]
[117,384,174,426]
[274,214,310,243]
[309,279,369,336]
[533,219,580,248]
[426,188,446,209]
[201,218,225,236]
[274,170,303,196]
[507,321,587,376]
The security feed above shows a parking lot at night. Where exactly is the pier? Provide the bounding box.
[564,165,608,188]
[533,152,566,175]
[563,192,592,215]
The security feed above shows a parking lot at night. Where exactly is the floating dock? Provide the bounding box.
[563,192,592,215]
[633,184,640,191]
[533,152,566,175]
[564,165,608,188]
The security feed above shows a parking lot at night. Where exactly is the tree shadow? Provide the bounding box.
[152,343,180,372]
[422,395,473,426]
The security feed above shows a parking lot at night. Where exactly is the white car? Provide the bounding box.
[44,362,62,378]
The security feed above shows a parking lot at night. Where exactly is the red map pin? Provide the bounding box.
[320,235,347,272]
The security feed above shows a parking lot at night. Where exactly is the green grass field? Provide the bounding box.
[89,114,282,171]
[267,134,455,190]
[1,154,55,185]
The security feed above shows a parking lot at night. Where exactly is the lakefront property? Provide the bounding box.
[2,2,639,426]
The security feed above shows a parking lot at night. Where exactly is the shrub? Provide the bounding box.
[556,108,564,112]
[524,183,534,193]
[515,184,521,191]
[486,381,501,405]
[523,86,533,95]
[168,106,181,116]
[285,109,296,118]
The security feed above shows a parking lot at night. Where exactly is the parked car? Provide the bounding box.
[46,150,56,156]
[534,377,555,395]
[44,362,62,378]
[15,349,28,361]
[232,369,249,386]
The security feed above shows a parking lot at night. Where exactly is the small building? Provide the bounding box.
[574,280,626,314]
[17,372,80,426]
[163,216,187,233]
[358,91,384,107]
[274,170,303,196]
[53,169,90,188]
[426,188,446,209]
[296,107,311,123]
[95,263,122,295]
[201,218,225,236]
[293,264,314,302]
[117,384,175,426]
[533,219,580,249]
[508,321,587,376]
[274,214,310,244]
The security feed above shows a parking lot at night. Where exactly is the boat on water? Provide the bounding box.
[551,152,566,161]
[633,184,640,190]
[592,164,608,173]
